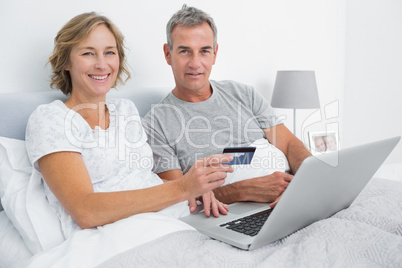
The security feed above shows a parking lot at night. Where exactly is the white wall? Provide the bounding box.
[343,0,402,164]
[1,0,399,163]
[0,0,340,133]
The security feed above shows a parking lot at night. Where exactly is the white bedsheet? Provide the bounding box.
[4,163,402,268]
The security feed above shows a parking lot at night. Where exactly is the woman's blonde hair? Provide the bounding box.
[48,12,131,95]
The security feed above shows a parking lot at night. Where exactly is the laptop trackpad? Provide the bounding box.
[229,202,268,215]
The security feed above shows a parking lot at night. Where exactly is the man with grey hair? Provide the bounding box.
[143,5,311,213]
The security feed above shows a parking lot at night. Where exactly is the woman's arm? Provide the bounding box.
[39,152,233,229]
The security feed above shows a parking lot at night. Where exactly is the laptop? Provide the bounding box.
[180,136,400,250]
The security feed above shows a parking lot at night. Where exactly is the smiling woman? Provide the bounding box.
[24,11,234,240]
[63,24,120,128]
[48,12,130,96]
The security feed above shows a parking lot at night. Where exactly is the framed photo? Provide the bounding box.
[308,131,339,155]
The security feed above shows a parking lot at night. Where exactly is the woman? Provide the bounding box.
[26,12,232,238]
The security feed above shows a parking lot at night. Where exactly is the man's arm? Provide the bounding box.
[213,124,311,204]
[264,124,312,175]
[158,124,309,205]
[159,169,292,205]
[211,172,292,204]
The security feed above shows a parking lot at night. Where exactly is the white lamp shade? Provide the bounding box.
[271,70,320,109]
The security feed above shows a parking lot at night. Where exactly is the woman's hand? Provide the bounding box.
[179,154,233,214]
[188,191,229,217]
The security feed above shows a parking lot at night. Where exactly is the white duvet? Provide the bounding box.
[23,202,194,268]
[22,177,402,268]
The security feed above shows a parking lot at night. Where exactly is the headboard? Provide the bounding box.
[0,88,167,140]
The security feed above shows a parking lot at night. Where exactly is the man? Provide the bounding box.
[143,5,311,211]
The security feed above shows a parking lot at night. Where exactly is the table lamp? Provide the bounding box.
[271,70,320,136]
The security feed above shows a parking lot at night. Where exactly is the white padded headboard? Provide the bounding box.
[0,88,167,140]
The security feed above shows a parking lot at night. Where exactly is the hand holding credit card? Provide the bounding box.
[222,147,256,165]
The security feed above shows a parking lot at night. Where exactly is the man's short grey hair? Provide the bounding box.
[166,4,218,50]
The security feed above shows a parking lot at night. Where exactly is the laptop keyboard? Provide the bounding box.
[219,209,273,237]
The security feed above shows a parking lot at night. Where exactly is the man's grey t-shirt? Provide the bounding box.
[142,80,282,174]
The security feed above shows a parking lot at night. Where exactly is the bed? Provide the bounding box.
[1,89,402,268]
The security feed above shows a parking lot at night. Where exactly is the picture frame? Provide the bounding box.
[308,131,339,155]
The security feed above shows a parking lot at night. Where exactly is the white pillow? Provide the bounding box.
[223,138,290,185]
[0,136,64,254]
[0,211,32,267]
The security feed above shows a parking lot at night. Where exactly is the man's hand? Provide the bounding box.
[243,171,293,203]
[213,171,293,204]
[269,192,283,209]
[188,191,229,217]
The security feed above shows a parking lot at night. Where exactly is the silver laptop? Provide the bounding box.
[180,136,400,250]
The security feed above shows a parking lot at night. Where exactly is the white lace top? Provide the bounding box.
[26,98,164,238]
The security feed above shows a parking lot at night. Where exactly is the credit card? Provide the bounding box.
[222,147,256,165]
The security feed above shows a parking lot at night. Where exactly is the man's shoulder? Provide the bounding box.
[143,92,175,122]
[211,80,256,99]
[211,79,252,90]
[147,91,175,107]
